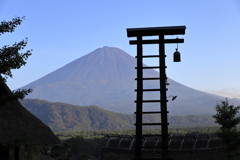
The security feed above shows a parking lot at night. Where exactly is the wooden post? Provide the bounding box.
[15,146,20,160]
[0,147,9,160]
[159,35,171,159]
[135,35,143,160]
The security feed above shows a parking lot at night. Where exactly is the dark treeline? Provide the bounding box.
[55,126,220,140]
[54,126,221,159]
[63,136,104,159]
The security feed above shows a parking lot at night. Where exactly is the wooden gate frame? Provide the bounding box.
[127,26,186,160]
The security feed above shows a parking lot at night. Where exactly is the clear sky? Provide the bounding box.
[1,0,240,99]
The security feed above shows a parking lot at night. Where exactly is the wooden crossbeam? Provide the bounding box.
[134,111,169,114]
[127,26,186,37]
[129,38,184,45]
[135,55,166,58]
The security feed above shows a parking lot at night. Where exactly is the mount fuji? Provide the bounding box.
[20,46,240,115]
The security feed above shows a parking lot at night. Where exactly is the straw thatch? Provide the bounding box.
[0,80,61,145]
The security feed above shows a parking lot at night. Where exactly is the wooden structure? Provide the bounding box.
[0,79,61,160]
[127,26,186,160]
[104,134,224,152]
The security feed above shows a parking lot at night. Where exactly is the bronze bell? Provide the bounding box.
[173,48,181,62]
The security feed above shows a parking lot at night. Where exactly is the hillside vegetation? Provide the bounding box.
[20,99,217,132]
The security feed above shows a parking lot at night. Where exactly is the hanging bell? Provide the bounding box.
[173,48,181,62]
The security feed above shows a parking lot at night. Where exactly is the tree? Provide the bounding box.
[212,99,240,159]
[47,142,73,160]
[0,16,33,108]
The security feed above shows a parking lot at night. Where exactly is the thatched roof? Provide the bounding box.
[0,80,61,145]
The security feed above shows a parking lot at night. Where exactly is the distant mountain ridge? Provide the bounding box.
[20,46,240,115]
[20,99,216,132]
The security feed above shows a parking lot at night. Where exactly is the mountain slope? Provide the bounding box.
[20,46,240,115]
[20,99,216,132]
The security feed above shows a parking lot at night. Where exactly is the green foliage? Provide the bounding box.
[212,99,240,159]
[47,142,72,160]
[77,151,93,160]
[55,126,220,141]
[0,16,32,80]
[0,86,32,109]
[0,17,24,35]
[21,99,217,132]
[64,136,103,159]
[213,99,240,130]
[0,38,32,80]
[0,16,32,109]
[0,137,27,151]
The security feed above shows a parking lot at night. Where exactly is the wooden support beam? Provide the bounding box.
[127,26,186,37]
[135,35,143,160]
[15,146,20,160]
[129,38,184,45]
[0,148,9,160]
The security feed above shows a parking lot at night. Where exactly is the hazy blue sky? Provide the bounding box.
[1,0,240,99]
